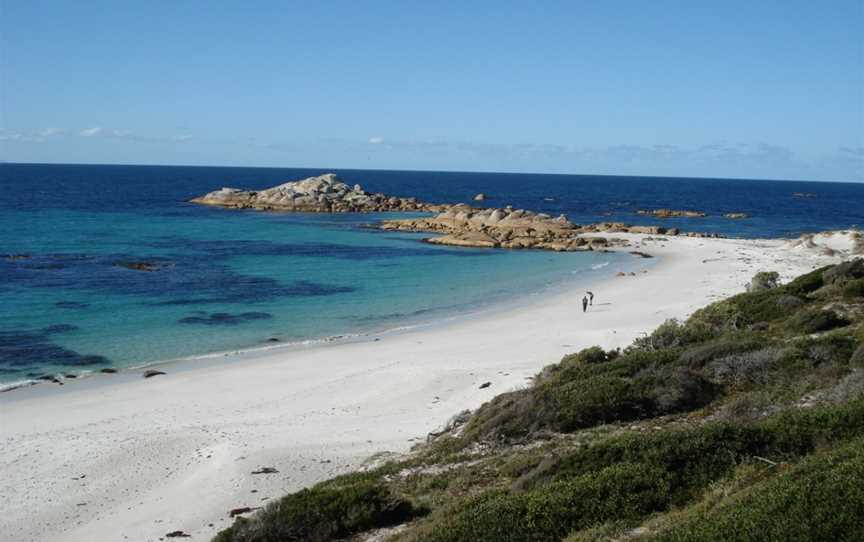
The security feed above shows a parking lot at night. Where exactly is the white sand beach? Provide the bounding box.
[0,232,854,542]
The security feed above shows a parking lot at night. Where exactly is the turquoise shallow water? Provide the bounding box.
[0,184,641,385]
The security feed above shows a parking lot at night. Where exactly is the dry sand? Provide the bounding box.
[0,232,852,541]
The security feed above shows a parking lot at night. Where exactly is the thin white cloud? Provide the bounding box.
[171,134,193,142]
[368,136,384,144]
[79,127,103,137]
[38,127,65,137]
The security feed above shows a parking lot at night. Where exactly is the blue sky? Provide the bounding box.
[1,1,862,181]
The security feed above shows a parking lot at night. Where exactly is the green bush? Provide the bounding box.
[678,337,769,368]
[852,344,864,367]
[462,349,684,442]
[409,402,864,542]
[213,474,421,542]
[843,277,864,299]
[783,266,828,296]
[779,334,857,369]
[650,437,864,542]
[788,308,849,334]
[406,463,671,542]
[559,346,616,366]
[822,259,864,286]
[630,319,717,351]
[747,271,780,292]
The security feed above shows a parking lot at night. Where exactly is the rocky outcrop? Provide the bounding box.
[379,205,628,251]
[377,203,727,251]
[191,173,439,213]
[193,174,726,251]
[637,209,707,218]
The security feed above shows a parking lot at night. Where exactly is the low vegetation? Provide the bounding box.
[213,259,864,542]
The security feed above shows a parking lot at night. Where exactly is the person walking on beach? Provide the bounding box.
[582,295,589,313]
[587,291,594,306]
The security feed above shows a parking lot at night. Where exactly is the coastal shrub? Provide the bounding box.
[852,344,864,367]
[822,371,864,404]
[704,348,782,387]
[524,399,864,495]
[630,319,716,352]
[463,349,682,442]
[212,474,421,542]
[677,337,768,368]
[788,308,849,334]
[560,346,615,366]
[650,437,864,542]
[822,259,864,286]
[842,278,864,299]
[783,266,828,296]
[460,389,545,442]
[636,366,718,413]
[403,463,671,542]
[746,271,780,292]
[779,334,857,370]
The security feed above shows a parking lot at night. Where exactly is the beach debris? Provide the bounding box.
[479,382,492,389]
[165,530,191,538]
[251,467,279,474]
[629,251,654,258]
[229,506,260,517]
[143,369,166,378]
[616,272,627,277]
[99,367,118,374]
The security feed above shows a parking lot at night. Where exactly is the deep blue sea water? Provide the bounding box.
[1,163,862,386]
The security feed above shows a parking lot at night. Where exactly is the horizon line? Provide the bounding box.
[2,160,861,185]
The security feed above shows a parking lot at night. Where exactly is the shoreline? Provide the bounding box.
[0,233,848,542]
[0,248,648,395]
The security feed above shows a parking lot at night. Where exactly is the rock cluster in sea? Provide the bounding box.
[191,173,439,213]
[379,205,621,251]
[637,208,707,218]
[192,174,726,251]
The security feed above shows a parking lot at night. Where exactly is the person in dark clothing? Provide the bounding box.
[582,295,589,312]
[587,291,594,305]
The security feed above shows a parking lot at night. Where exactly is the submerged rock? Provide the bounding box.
[142,369,166,378]
[114,261,169,272]
[178,311,273,326]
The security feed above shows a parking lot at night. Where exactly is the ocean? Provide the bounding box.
[2,163,862,386]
